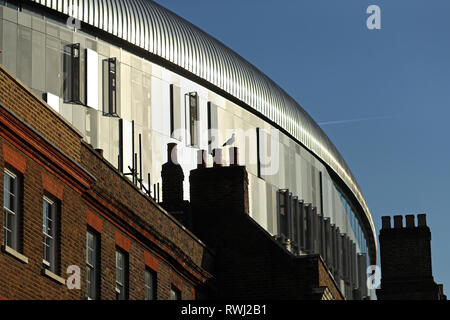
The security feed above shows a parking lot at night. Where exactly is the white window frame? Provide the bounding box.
[42,196,57,272]
[86,230,98,300]
[3,168,19,250]
[115,249,128,300]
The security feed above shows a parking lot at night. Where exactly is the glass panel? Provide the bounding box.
[4,173,13,212]
[86,231,94,266]
[116,250,123,285]
[131,69,142,126]
[17,25,32,87]
[144,269,150,300]
[45,35,61,96]
[3,212,12,246]
[32,29,46,92]
[144,269,157,300]
[142,75,151,128]
[170,287,181,300]
[170,288,176,300]
[3,21,17,75]
[42,197,56,270]
[86,230,98,299]
[86,266,92,294]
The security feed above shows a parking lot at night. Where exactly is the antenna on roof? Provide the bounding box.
[118,119,159,202]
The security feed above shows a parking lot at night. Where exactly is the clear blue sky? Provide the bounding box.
[155,0,450,290]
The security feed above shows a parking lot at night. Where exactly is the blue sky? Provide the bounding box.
[155,0,450,290]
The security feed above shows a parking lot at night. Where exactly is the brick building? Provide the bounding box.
[377,214,446,300]
[0,64,213,300]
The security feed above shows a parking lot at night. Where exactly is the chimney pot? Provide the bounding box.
[393,215,403,228]
[213,148,223,167]
[381,216,391,229]
[229,147,239,166]
[95,148,103,157]
[197,149,207,169]
[405,215,415,228]
[418,214,427,227]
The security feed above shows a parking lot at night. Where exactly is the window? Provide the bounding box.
[170,84,175,137]
[63,43,82,104]
[103,58,118,117]
[305,203,313,254]
[145,268,157,300]
[115,249,128,300]
[86,230,99,300]
[207,102,219,154]
[186,92,199,147]
[311,206,319,254]
[256,127,269,179]
[107,58,118,116]
[357,253,368,298]
[319,172,324,216]
[170,285,181,300]
[324,218,332,269]
[291,197,300,254]
[3,169,20,250]
[256,128,262,178]
[299,201,306,252]
[42,196,58,272]
[319,214,325,258]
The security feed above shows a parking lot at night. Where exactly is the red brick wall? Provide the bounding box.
[0,139,85,299]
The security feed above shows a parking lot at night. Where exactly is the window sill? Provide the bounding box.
[42,268,65,285]
[1,245,29,264]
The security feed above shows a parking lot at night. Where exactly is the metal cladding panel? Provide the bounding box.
[358,253,368,297]
[29,0,376,257]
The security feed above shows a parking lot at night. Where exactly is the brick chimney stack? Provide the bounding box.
[160,143,192,228]
[161,143,184,205]
[190,147,248,245]
[229,147,239,166]
[377,214,446,300]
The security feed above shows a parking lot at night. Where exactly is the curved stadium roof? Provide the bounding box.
[30,0,376,259]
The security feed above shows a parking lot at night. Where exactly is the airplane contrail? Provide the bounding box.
[318,115,394,126]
